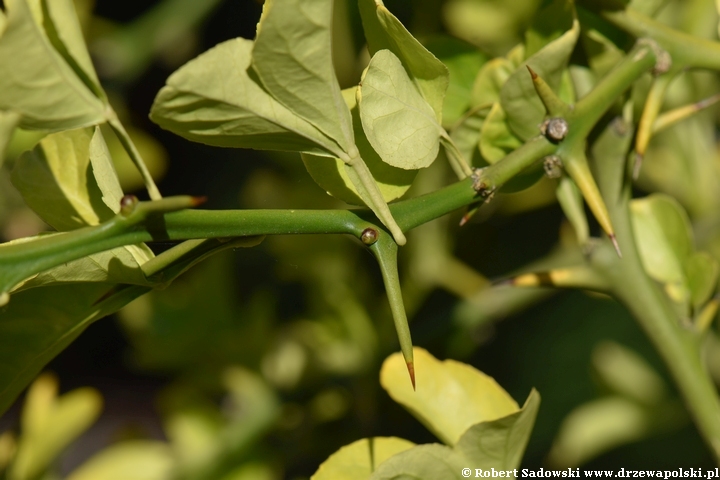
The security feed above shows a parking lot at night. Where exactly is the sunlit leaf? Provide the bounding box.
[150,38,339,156]
[67,441,174,480]
[359,50,443,170]
[252,0,353,153]
[359,0,449,123]
[11,128,117,230]
[380,348,518,446]
[10,374,102,480]
[312,437,415,480]
[302,87,416,205]
[41,0,103,97]
[370,444,466,480]
[455,389,540,469]
[471,57,515,108]
[0,0,106,131]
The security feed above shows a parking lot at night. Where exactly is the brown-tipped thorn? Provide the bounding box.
[526,65,538,80]
[609,234,622,258]
[459,206,479,226]
[191,196,208,207]
[407,361,416,391]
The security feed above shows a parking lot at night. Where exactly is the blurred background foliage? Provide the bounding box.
[1,0,720,477]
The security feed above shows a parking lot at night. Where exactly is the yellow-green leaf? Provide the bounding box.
[380,347,518,446]
[359,50,443,170]
[312,437,415,480]
[67,441,173,480]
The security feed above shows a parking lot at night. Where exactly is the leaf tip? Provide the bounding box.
[0,292,8,307]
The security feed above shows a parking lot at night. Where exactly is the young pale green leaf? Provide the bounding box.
[0,282,151,416]
[67,441,174,480]
[592,341,667,406]
[11,128,118,231]
[0,0,107,131]
[359,0,449,123]
[471,57,515,108]
[455,389,540,470]
[547,397,652,468]
[500,18,579,140]
[630,194,694,304]
[380,348,519,446]
[311,437,416,480]
[684,251,719,311]
[88,126,124,213]
[425,36,487,127]
[359,50,443,170]
[40,0,103,98]
[0,111,21,169]
[479,103,522,164]
[449,106,488,168]
[252,0,353,154]
[302,88,416,205]
[10,375,102,480]
[370,444,466,480]
[150,38,339,156]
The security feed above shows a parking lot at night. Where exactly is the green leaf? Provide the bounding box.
[0,111,21,169]
[500,15,579,140]
[11,127,119,231]
[454,389,540,470]
[359,0,449,123]
[591,341,667,406]
[479,103,523,164]
[524,0,575,58]
[425,36,488,127]
[0,0,107,131]
[0,283,151,416]
[685,251,719,311]
[252,0,353,154]
[40,0,103,98]
[66,441,174,480]
[302,88,416,205]
[150,38,339,156]
[548,397,651,468]
[471,58,515,108]
[312,437,416,480]
[449,106,488,169]
[370,444,466,480]
[359,50,443,170]
[380,347,519,446]
[10,374,102,480]
[630,194,694,306]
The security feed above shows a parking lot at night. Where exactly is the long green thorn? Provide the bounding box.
[527,66,571,117]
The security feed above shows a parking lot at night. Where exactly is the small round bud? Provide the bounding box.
[361,228,379,245]
[543,155,563,178]
[544,117,569,142]
[120,194,139,216]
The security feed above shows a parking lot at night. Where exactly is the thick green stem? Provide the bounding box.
[591,118,720,463]
[598,7,720,71]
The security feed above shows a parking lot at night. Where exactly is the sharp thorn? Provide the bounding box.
[609,234,622,258]
[459,206,478,226]
[407,361,416,391]
[191,196,208,207]
[526,65,538,80]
